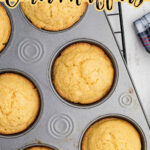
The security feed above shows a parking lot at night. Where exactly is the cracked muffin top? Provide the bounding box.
[82,118,141,150]
[0,4,11,52]
[21,0,88,31]
[52,42,114,104]
[0,73,40,135]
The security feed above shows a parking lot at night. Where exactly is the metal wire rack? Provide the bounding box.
[106,2,127,61]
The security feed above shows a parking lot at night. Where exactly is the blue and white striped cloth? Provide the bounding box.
[134,12,150,53]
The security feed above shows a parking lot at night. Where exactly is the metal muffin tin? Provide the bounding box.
[0,2,150,150]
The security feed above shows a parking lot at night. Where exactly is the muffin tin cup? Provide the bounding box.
[0,68,44,139]
[19,143,58,150]
[49,38,119,108]
[79,114,147,150]
[0,2,150,150]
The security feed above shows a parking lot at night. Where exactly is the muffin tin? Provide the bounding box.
[0,2,150,150]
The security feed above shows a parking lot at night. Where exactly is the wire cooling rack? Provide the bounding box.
[106,2,127,61]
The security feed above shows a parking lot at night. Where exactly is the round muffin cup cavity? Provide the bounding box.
[49,39,118,108]
[80,114,146,150]
[0,69,43,138]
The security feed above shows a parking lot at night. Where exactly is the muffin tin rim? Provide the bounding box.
[0,68,44,138]
[48,38,119,109]
[79,113,147,150]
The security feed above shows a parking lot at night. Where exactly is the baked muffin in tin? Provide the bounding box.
[25,146,52,150]
[0,73,40,135]
[82,118,141,150]
[0,4,11,52]
[52,42,114,104]
[21,0,88,31]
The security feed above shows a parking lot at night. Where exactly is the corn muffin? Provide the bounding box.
[0,4,11,52]
[0,73,40,135]
[82,118,142,150]
[26,147,52,150]
[53,42,114,104]
[21,0,88,31]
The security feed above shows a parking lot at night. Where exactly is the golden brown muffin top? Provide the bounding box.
[82,118,142,150]
[0,4,11,52]
[21,0,87,31]
[26,146,52,150]
[0,73,40,135]
[53,42,114,104]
